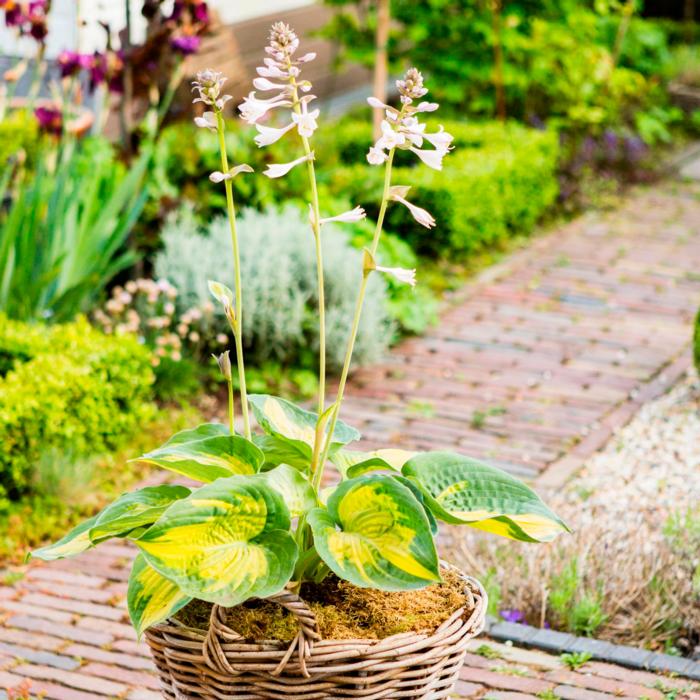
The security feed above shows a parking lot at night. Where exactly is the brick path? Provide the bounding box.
[344,181,700,487]
[2,181,700,698]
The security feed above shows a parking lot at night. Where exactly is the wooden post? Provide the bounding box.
[373,0,390,140]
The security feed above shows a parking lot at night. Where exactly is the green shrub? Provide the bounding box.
[322,120,559,257]
[694,308,700,374]
[0,315,155,501]
[0,110,41,169]
[154,206,394,371]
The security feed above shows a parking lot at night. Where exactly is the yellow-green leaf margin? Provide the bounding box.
[127,554,191,637]
[402,451,570,542]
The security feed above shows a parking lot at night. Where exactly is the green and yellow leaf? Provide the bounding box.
[127,554,191,637]
[134,435,264,483]
[333,448,416,479]
[163,422,230,447]
[402,451,570,542]
[136,476,297,606]
[30,515,99,561]
[260,465,317,518]
[307,475,440,591]
[90,485,191,540]
[249,394,360,465]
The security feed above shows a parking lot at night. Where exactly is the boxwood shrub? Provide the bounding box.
[0,316,155,502]
[319,120,560,257]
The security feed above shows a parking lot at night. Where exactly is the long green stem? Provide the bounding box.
[227,376,235,436]
[216,111,251,440]
[312,149,396,491]
[289,75,326,419]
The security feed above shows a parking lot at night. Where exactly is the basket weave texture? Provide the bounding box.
[145,568,487,699]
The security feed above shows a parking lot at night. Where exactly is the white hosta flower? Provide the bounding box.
[292,107,320,138]
[367,96,398,115]
[410,146,447,171]
[376,265,417,287]
[390,192,436,229]
[423,126,454,151]
[194,111,217,131]
[263,152,314,179]
[253,76,290,92]
[318,206,366,225]
[297,52,317,63]
[238,92,291,124]
[256,64,289,79]
[209,163,254,182]
[376,120,406,150]
[254,121,295,147]
[367,146,388,165]
[401,116,426,147]
[416,101,439,112]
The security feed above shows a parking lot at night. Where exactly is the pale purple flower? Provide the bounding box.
[390,190,436,229]
[194,111,217,131]
[367,146,388,165]
[263,152,314,179]
[500,609,525,624]
[209,171,232,183]
[292,107,319,138]
[316,206,367,226]
[238,92,291,124]
[254,121,295,147]
[209,164,254,182]
[192,69,230,109]
[376,265,416,287]
[410,146,447,171]
[423,125,454,151]
[416,101,439,112]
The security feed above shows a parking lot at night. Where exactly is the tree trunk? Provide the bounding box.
[373,0,390,140]
[492,0,506,122]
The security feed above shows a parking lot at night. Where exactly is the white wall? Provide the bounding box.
[0,0,315,58]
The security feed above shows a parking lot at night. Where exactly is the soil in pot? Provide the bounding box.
[176,567,469,641]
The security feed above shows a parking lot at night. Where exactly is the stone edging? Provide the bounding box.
[486,617,700,681]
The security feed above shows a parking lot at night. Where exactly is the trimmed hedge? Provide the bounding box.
[318,120,560,257]
[0,316,155,501]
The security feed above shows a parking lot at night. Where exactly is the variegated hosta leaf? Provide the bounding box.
[249,394,360,464]
[30,515,99,561]
[333,448,417,479]
[127,554,191,637]
[307,475,440,591]
[163,422,230,447]
[260,465,317,518]
[136,476,297,606]
[30,485,191,561]
[90,485,191,540]
[402,451,570,542]
[253,434,310,471]
[392,475,439,536]
[134,435,264,483]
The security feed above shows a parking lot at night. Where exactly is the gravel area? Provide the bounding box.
[454,370,700,651]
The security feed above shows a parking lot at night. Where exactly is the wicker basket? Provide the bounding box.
[145,567,487,699]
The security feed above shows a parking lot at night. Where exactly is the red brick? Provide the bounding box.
[77,616,136,640]
[81,661,160,689]
[460,666,554,694]
[62,643,154,670]
[26,569,106,588]
[554,686,628,700]
[20,593,124,621]
[6,616,113,646]
[453,680,484,697]
[545,669,664,699]
[12,663,128,696]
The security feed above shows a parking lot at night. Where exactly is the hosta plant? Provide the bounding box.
[32,23,568,637]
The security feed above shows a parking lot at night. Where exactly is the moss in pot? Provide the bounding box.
[31,22,568,699]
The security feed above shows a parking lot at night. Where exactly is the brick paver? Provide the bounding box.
[2,182,700,698]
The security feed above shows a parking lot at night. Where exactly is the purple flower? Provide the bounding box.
[499,609,525,624]
[57,50,89,78]
[35,105,63,134]
[3,3,24,28]
[602,129,619,160]
[624,135,647,164]
[170,34,201,55]
[192,0,208,23]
